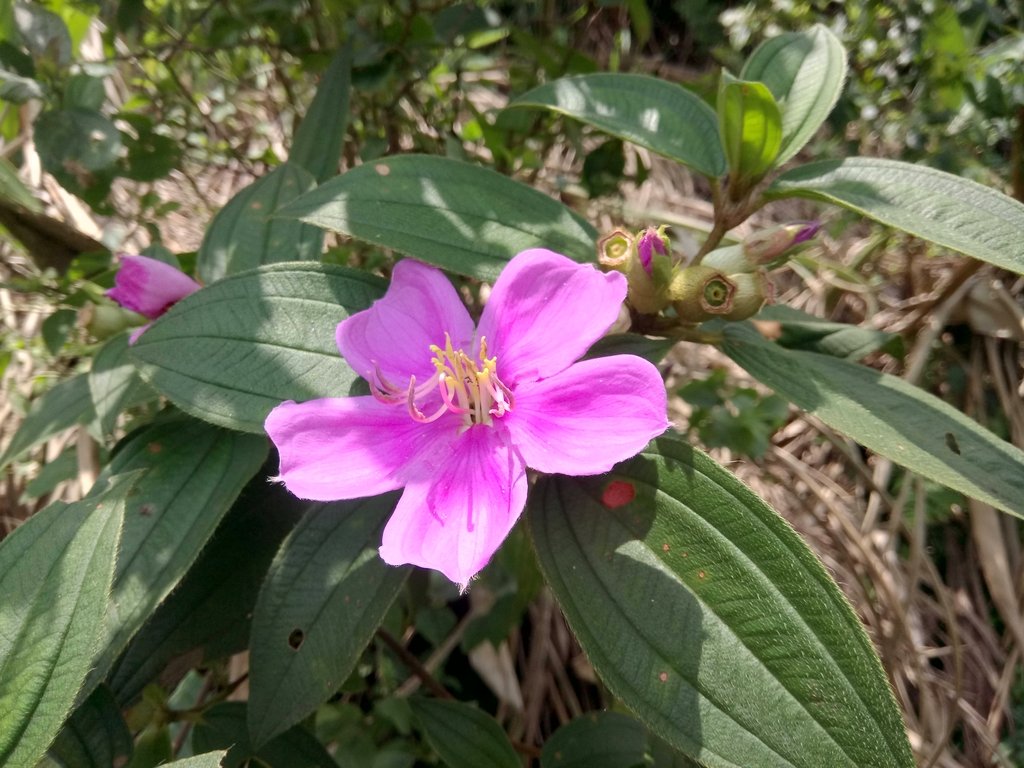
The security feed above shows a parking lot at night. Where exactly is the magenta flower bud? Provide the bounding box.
[636,226,669,275]
[106,254,201,344]
[743,221,821,265]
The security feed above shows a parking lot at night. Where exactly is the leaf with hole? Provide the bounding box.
[722,321,1024,515]
[129,262,384,433]
[766,157,1024,276]
[507,74,726,177]
[279,154,597,280]
[529,435,913,768]
[248,493,409,747]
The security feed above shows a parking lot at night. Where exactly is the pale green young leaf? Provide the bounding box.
[717,75,783,194]
[741,24,847,165]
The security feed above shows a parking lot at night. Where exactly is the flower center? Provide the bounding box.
[370,334,513,430]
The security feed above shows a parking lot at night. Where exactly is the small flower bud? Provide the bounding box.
[636,226,670,275]
[743,221,821,266]
[598,229,634,271]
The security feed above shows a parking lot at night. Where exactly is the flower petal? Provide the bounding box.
[265,396,457,501]
[128,322,153,345]
[477,249,627,385]
[336,258,475,384]
[107,254,201,319]
[379,425,527,586]
[508,355,669,475]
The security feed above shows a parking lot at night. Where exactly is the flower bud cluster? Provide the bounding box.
[598,221,819,325]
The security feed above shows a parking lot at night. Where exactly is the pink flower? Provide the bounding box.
[106,254,201,343]
[265,249,668,586]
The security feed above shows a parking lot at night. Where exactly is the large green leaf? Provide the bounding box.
[248,493,409,747]
[410,698,520,768]
[129,262,384,433]
[0,372,95,470]
[717,75,782,194]
[0,483,127,768]
[507,74,726,178]
[529,435,913,768]
[290,46,352,182]
[192,702,335,768]
[107,476,306,706]
[766,157,1024,275]
[48,685,132,768]
[278,154,597,280]
[197,162,323,284]
[88,333,155,435]
[84,419,267,688]
[741,24,848,165]
[722,322,1024,515]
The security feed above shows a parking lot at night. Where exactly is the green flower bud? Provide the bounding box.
[598,229,634,271]
[719,271,769,320]
[668,266,737,323]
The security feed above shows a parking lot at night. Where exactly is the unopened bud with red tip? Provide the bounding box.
[743,221,821,266]
[636,226,670,275]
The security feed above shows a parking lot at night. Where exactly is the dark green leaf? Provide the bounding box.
[0,482,127,768]
[107,476,306,706]
[722,322,1024,515]
[766,158,1024,276]
[410,698,519,768]
[741,24,848,165]
[507,74,726,177]
[160,753,228,768]
[750,304,898,359]
[0,372,95,470]
[22,447,78,500]
[290,46,352,182]
[35,109,122,174]
[192,702,335,768]
[84,419,268,689]
[130,262,383,433]
[584,333,676,364]
[88,333,155,436]
[13,3,71,64]
[48,685,132,768]
[42,308,76,355]
[197,162,323,284]
[529,435,914,768]
[279,154,597,280]
[541,712,648,768]
[248,493,409,747]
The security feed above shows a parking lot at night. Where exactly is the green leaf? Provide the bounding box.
[0,483,127,768]
[722,322,1024,515]
[290,46,352,182]
[717,75,782,193]
[22,448,78,500]
[410,698,520,768]
[507,74,726,178]
[48,685,133,768]
[741,24,848,165]
[192,702,336,768]
[42,308,76,356]
[279,154,598,280]
[0,372,95,470]
[84,419,268,689]
[766,157,1024,276]
[88,333,155,436]
[248,493,409,747]
[529,435,913,768]
[129,262,384,433]
[35,109,121,174]
[159,752,228,768]
[107,477,306,706]
[584,333,676,364]
[750,305,898,359]
[197,162,323,284]
[0,156,42,212]
[540,712,649,768]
